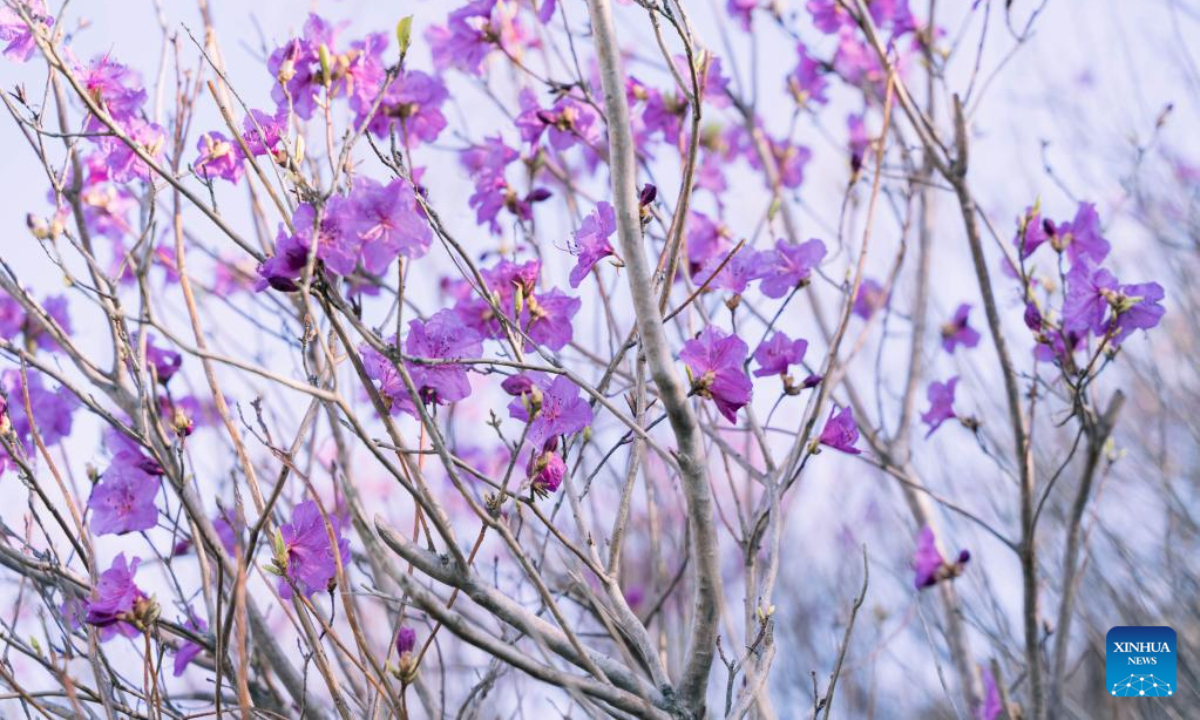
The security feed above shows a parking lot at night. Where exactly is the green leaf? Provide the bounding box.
[396,16,414,59]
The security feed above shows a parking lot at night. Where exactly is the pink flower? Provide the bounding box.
[681,326,753,423]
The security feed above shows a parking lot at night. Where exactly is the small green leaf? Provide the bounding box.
[396,16,414,59]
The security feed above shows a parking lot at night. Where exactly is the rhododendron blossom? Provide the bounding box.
[0,2,1182,716]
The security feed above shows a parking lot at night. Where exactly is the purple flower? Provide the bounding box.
[920,377,959,438]
[788,43,829,106]
[913,525,970,589]
[214,513,240,556]
[521,289,580,351]
[255,226,310,292]
[501,374,534,397]
[760,238,827,299]
[978,667,1003,720]
[98,119,166,184]
[85,553,149,641]
[753,332,808,378]
[686,212,734,270]
[287,201,361,278]
[679,54,731,107]
[818,405,861,455]
[0,368,78,471]
[277,500,351,600]
[266,15,340,120]
[515,88,548,146]
[764,137,812,189]
[509,374,593,447]
[941,303,981,354]
[833,29,887,89]
[0,291,71,353]
[847,113,870,172]
[396,626,417,656]
[361,70,449,144]
[0,0,51,62]
[173,610,208,677]
[1062,262,1118,335]
[194,132,244,184]
[569,202,618,287]
[697,249,769,296]
[343,33,389,114]
[462,137,521,233]
[407,309,484,406]
[527,443,565,495]
[808,0,854,33]
[526,96,602,151]
[455,258,540,339]
[1014,206,1047,260]
[241,108,287,162]
[350,178,431,273]
[76,55,146,125]
[1059,202,1110,268]
[427,0,523,76]
[1111,281,1166,345]
[852,278,888,319]
[681,326,753,423]
[642,89,688,145]
[88,451,160,536]
[361,342,416,417]
[144,335,182,384]
[726,0,758,30]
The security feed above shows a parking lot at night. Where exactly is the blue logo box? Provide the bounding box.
[1106,626,1177,698]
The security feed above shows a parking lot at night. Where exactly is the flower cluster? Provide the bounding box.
[1012,202,1165,364]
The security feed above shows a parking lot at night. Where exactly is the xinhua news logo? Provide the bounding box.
[1106,626,1176,698]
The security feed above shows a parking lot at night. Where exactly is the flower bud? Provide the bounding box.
[26,213,52,240]
[131,595,160,629]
